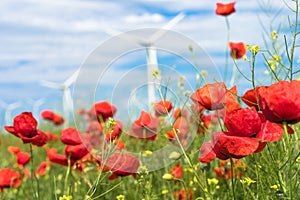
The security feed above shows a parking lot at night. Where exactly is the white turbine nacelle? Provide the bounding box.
[104,13,185,107]
[40,69,80,123]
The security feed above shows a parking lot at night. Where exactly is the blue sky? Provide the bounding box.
[0,0,294,123]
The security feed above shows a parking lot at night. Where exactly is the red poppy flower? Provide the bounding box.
[45,132,59,142]
[173,108,188,119]
[93,101,117,122]
[258,80,300,124]
[224,85,241,113]
[199,142,216,163]
[105,120,123,141]
[7,146,20,154]
[215,2,236,16]
[173,117,189,135]
[0,168,22,191]
[229,42,246,59]
[5,112,37,138]
[173,188,193,200]
[47,148,70,167]
[214,132,259,158]
[40,110,64,126]
[4,113,47,146]
[211,132,230,160]
[254,142,267,153]
[16,152,30,167]
[170,164,183,179]
[61,128,82,145]
[104,153,140,180]
[214,159,246,180]
[130,111,159,141]
[241,87,266,110]
[153,100,173,116]
[86,121,103,135]
[36,162,49,176]
[190,82,227,110]
[64,144,90,161]
[225,107,261,137]
[114,139,125,150]
[256,120,285,142]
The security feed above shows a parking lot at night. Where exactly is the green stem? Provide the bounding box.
[230,157,236,200]
[289,0,299,80]
[155,83,209,198]
[64,154,72,195]
[283,122,293,199]
[30,144,40,200]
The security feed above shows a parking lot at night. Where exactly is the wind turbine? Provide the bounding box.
[0,100,22,125]
[105,13,185,106]
[26,98,45,119]
[40,69,79,123]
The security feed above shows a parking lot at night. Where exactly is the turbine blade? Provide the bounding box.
[40,80,62,89]
[64,69,80,87]
[104,27,148,46]
[63,88,73,113]
[7,102,22,110]
[149,12,185,43]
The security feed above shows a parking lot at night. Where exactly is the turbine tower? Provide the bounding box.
[40,69,79,123]
[106,13,185,106]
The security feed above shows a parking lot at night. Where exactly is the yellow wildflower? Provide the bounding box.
[162,189,169,195]
[207,178,219,185]
[152,70,160,77]
[59,195,72,200]
[142,150,153,157]
[162,173,173,180]
[116,194,125,200]
[271,31,278,40]
[250,45,260,55]
[270,184,280,190]
[240,177,256,186]
[169,151,181,160]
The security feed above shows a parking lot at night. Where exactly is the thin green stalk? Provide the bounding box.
[155,82,210,198]
[91,181,123,200]
[232,58,252,82]
[29,144,40,200]
[289,0,299,80]
[230,157,236,200]
[283,122,293,199]
[64,154,72,195]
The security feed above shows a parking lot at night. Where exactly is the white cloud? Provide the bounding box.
[124,13,165,24]
[0,0,296,116]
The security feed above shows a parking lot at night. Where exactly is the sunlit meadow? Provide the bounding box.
[1,1,300,200]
